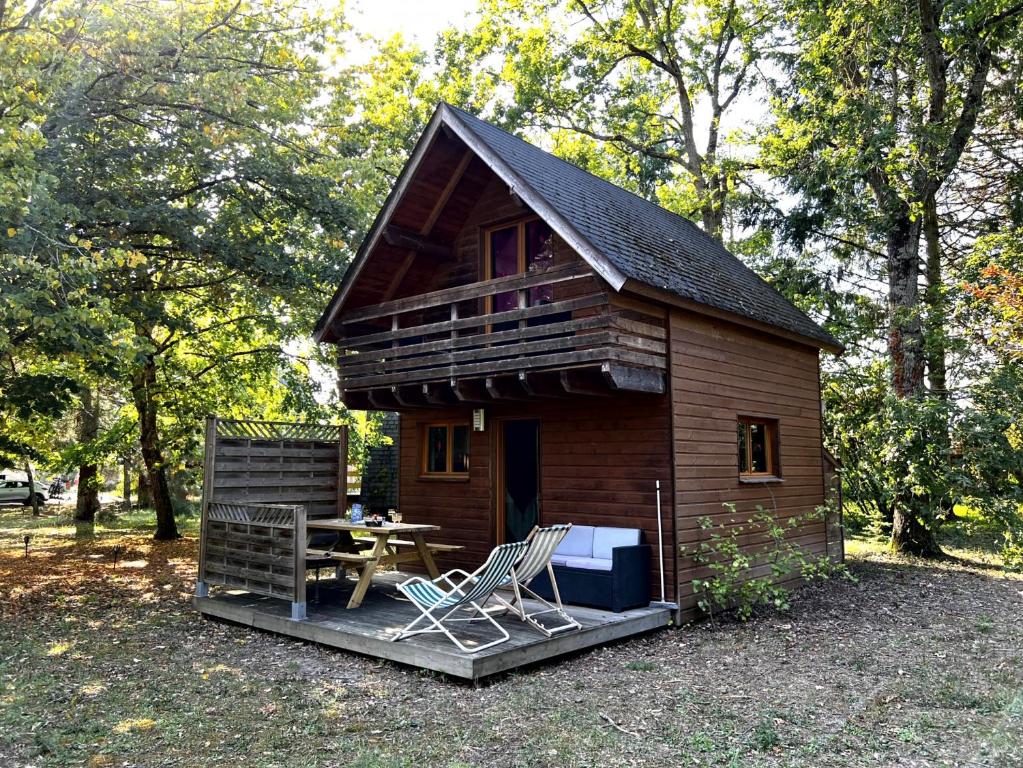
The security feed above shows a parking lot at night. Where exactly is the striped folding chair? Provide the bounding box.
[392,540,530,653]
[486,524,581,637]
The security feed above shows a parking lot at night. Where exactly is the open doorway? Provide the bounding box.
[498,419,541,543]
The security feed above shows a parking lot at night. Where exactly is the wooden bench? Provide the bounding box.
[351,536,464,554]
[387,539,464,553]
[307,548,375,565]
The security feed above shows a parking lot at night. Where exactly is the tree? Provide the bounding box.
[438,0,777,240]
[6,0,357,539]
[767,0,1023,554]
[74,386,100,523]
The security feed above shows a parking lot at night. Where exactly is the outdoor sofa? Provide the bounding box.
[530,525,650,612]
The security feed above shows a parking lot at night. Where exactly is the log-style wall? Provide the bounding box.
[670,310,828,619]
[397,394,676,601]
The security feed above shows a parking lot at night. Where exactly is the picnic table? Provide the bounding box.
[305,520,460,609]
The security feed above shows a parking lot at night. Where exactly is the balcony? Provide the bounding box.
[334,263,667,407]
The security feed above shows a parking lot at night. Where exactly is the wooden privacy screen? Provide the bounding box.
[200,501,307,618]
[196,417,348,620]
[202,417,348,517]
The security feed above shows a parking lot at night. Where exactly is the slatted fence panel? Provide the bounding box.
[197,417,346,618]
[208,418,347,519]
[201,502,304,601]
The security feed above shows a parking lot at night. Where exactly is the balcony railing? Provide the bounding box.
[335,263,667,396]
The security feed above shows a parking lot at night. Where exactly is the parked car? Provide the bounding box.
[0,480,47,506]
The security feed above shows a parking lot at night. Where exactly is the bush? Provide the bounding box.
[681,503,853,621]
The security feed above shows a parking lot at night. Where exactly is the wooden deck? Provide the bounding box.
[194,571,672,680]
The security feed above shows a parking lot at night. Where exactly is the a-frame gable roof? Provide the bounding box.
[315,103,840,352]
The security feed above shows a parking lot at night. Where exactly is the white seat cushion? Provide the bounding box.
[592,527,641,560]
[549,554,570,567]
[555,525,595,558]
[562,556,613,572]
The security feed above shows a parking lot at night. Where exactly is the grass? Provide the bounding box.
[1,504,1021,767]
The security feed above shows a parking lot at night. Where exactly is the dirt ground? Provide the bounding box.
[1,510,1021,768]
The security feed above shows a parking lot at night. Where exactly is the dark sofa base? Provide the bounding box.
[531,545,650,613]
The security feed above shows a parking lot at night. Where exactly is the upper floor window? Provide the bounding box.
[485,218,555,315]
[737,416,779,479]
[422,422,470,478]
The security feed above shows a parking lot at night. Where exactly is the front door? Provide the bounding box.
[499,419,541,543]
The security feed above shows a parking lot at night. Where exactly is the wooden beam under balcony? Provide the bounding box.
[453,379,489,403]
[517,371,567,398]
[341,389,373,410]
[601,363,665,394]
[422,383,458,406]
[391,385,431,408]
[368,390,402,410]
[485,376,531,401]
[560,369,612,397]
[382,225,454,259]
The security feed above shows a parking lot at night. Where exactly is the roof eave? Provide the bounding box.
[312,107,449,344]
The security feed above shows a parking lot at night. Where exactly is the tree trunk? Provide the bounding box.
[131,355,179,540]
[922,192,956,519]
[886,211,926,398]
[122,458,131,511]
[75,387,101,523]
[891,503,943,557]
[923,192,948,399]
[886,210,942,556]
[137,469,152,508]
[25,461,40,516]
[700,185,725,242]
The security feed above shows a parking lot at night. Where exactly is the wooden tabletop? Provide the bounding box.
[306,519,440,535]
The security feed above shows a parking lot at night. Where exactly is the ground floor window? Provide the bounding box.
[421,422,470,477]
[737,416,779,479]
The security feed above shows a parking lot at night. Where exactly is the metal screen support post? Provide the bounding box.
[291,504,308,621]
[655,479,665,603]
[195,580,209,598]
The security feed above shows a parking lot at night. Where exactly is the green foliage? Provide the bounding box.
[824,360,1023,563]
[823,363,956,529]
[682,503,851,622]
[438,0,780,238]
[752,720,781,751]
[2,1,366,531]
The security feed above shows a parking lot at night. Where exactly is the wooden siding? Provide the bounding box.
[669,310,827,619]
[397,393,677,601]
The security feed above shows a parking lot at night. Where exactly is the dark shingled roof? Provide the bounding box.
[444,104,839,350]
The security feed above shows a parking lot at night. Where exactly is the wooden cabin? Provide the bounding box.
[314,104,842,621]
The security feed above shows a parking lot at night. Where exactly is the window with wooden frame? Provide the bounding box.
[737,416,780,479]
[484,217,556,320]
[421,422,470,478]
